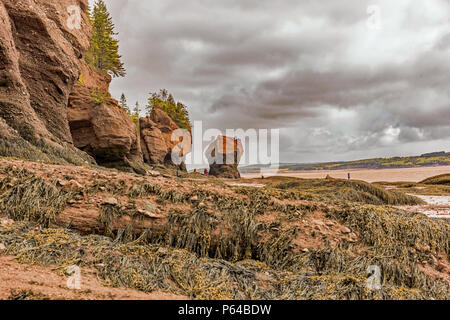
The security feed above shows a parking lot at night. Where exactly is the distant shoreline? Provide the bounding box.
[240,164,450,174]
[240,153,450,173]
[241,165,450,183]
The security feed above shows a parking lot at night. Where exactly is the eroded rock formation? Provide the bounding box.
[68,63,144,172]
[0,0,91,147]
[0,0,188,174]
[206,136,243,178]
[140,108,191,169]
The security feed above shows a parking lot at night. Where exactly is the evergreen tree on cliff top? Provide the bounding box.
[86,0,126,77]
[119,93,130,114]
[146,89,191,131]
[134,101,140,118]
[130,101,140,136]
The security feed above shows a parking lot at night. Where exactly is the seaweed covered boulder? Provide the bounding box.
[206,136,243,178]
[139,108,191,169]
[0,0,91,154]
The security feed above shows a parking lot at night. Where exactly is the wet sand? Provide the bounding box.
[398,195,450,219]
[242,166,450,183]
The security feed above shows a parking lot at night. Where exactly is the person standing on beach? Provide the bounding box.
[348,173,351,180]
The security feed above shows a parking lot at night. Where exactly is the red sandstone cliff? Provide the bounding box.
[0,0,91,146]
[140,108,191,169]
[68,63,144,172]
[0,0,189,173]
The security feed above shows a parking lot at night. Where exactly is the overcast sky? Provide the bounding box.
[90,0,450,164]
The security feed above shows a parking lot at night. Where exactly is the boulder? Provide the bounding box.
[140,108,191,169]
[103,197,119,206]
[341,227,352,234]
[206,136,243,179]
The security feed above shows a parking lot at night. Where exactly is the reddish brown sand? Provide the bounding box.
[242,166,450,183]
[0,256,186,300]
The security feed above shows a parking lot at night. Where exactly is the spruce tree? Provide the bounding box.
[146,90,191,130]
[119,93,130,114]
[86,0,126,77]
[130,101,140,132]
[134,101,140,117]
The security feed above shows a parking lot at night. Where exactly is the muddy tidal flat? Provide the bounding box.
[242,166,450,183]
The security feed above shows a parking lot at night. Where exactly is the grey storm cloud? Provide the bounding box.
[94,0,450,163]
